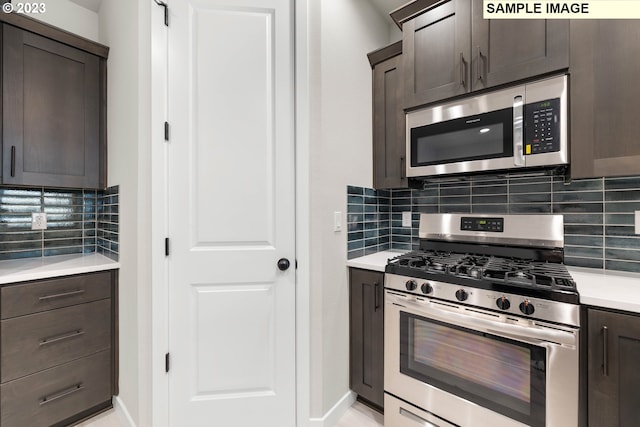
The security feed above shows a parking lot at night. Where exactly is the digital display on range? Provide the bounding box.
[461,217,504,232]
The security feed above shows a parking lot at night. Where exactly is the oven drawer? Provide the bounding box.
[0,350,111,427]
[1,299,111,382]
[1,271,112,319]
[385,393,457,427]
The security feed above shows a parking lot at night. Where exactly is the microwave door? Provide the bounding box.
[408,107,517,177]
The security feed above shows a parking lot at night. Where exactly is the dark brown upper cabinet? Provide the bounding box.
[587,308,640,426]
[403,0,470,109]
[471,8,568,92]
[1,15,108,189]
[369,42,407,189]
[402,0,568,109]
[570,21,640,179]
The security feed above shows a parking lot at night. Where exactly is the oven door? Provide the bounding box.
[385,291,579,427]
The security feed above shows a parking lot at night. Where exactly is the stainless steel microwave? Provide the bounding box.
[406,74,568,178]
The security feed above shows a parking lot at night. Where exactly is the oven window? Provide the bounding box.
[410,107,513,167]
[400,312,546,427]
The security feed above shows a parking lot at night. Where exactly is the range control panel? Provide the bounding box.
[460,217,504,232]
[524,97,561,155]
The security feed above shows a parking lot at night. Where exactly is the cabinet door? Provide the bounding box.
[570,21,640,179]
[471,4,568,90]
[403,0,471,109]
[373,51,407,189]
[2,24,103,188]
[588,308,640,426]
[349,268,384,409]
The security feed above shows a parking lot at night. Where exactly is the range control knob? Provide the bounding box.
[405,280,418,291]
[455,289,468,302]
[519,300,535,315]
[496,296,511,310]
[421,282,433,294]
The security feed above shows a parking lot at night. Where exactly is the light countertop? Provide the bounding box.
[0,253,120,284]
[347,251,640,314]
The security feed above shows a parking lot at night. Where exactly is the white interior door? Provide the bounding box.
[166,0,296,426]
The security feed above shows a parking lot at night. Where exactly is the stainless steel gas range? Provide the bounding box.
[384,214,581,427]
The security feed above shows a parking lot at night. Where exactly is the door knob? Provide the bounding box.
[277,258,290,271]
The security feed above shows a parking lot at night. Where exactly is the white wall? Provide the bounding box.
[307,0,389,418]
[98,0,151,425]
[22,0,99,41]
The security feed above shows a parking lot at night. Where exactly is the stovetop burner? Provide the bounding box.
[387,250,576,293]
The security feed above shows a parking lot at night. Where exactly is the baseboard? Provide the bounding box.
[114,396,137,427]
[308,391,356,427]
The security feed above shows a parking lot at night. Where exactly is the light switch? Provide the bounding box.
[334,211,342,232]
[635,211,640,235]
[402,211,412,227]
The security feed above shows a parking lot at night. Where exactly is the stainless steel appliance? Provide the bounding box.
[406,74,568,178]
[384,214,580,427]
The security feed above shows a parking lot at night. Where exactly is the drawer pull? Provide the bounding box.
[39,289,85,301]
[39,330,85,346]
[40,383,84,406]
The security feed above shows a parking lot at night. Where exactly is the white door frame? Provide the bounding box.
[149,1,311,426]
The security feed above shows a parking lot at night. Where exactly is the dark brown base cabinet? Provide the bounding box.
[0,270,118,427]
[349,268,384,410]
[587,308,640,426]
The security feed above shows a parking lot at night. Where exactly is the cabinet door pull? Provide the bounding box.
[39,329,85,346]
[477,46,483,82]
[10,146,16,177]
[603,325,609,376]
[374,282,380,310]
[40,383,84,406]
[39,289,85,301]
[459,52,466,89]
[400,156,406,180]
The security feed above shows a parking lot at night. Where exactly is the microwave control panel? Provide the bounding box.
[524,97,561,155]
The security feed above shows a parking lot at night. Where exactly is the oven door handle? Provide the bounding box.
[398,298,576,346]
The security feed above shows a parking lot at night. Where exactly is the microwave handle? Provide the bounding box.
[513,95,525,167]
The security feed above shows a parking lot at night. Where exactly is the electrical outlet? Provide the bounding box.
[31,212,47,230]
[636,211,640,235]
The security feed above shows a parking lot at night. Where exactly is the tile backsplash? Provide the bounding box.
[0,185,119,262]
[347,171,640,273]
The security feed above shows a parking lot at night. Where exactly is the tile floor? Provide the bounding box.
[80,400,383,427]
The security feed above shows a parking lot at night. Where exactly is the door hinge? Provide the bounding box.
[165,352,170,373]
[153,0,169,26]
[165,238,170,256]
[164,121,169,141]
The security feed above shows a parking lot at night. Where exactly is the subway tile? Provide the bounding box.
[605,236,640,249]
[563,214,604,225]
[378,190,390,198]
[604,260,640,273]
[347,249,364,259]
[605,213,634,226]
[553,179,603,192]
[472,205,509,214]
[347,240,364,251]
[391,197,411,206]
[473,195,508,204]
[347,204,364,214]
[364,230,379,239]
[0,231,42,242]
[0,188,42,205]
[364,246,379,256]
[605,177,640,190]
[347,231,363,241]
[0,205,41,214]
[415,205,439,214]
[364,195,378,205]
[565,246,603,259]
[440,186,470,197]
[564,235,603,247]
[440,196,471,205]
[0,240,42,252]
[364,188,376,197]
[565,225,604,236]
[509,183,551,194]
[471,185,508,195]
[605,202,640,213]
[605,226,637,237]
[553,191,602,203]
[509,193,552,204]
[392,189,412,198]
[347,195,363,204]
[565,257,604,269]
[393,243,412,251]
[347,185,363,195]
[605,248,640,262]
[44,247,83,257]
[509,204,551,214]
[0,249,43,261]
[552,203,603,214]
[440,205,471,213]
[413,196,439,205]
[605,189,640,202]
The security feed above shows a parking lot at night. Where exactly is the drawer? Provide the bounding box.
[1,299,111,382]
[1,271,112,319]
[1,350,111,427]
